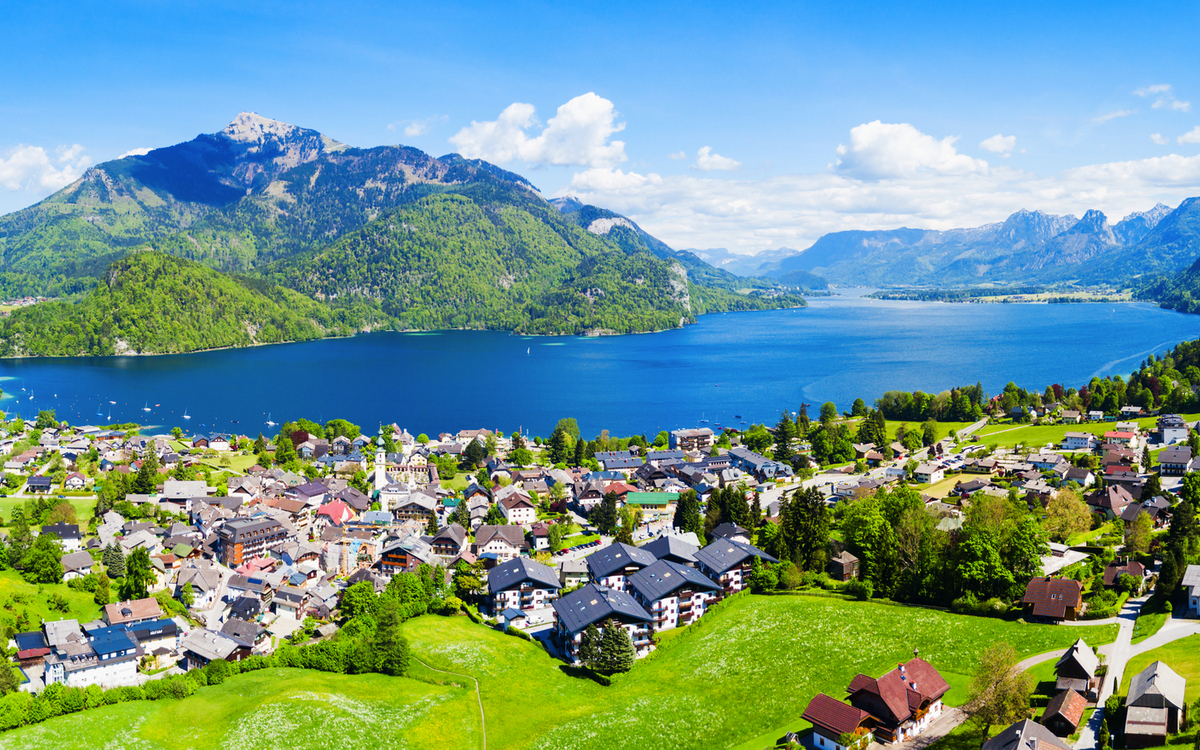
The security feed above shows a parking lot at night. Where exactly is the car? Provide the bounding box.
[57,494,65,499]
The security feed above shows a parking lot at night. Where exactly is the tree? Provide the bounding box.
[22,534,63,584]
[1042,488,1091,543]
[554,418,581,443]
[94,572,110,605]
[35,410,57,429]
[578,623,602,669]
[274,435,296,465]
[851,398,868,417]
[672,490,705,537]
[780,487,830,571]
[0,661,18,697]
[774,411,795,462]
[180,581,195,608]
[965,642,1032,741]
[590,492,619,536]
[921,419,938,447]
[510,447,533,466]
[452,501,470,530]
[483,504,507,526]
[1127,511,1153,555]
[549,523,566,553]
[1143,472,1163,499]
[1098,717,1110,750]
[103,543,126,578]
[547,426,573,465]
[371,602,410,676]
[462,439,488,468]
[171,426,183,440]
[819,402,838,425]
[254,433,267,454]
[597,619,636,674]
[120,548,152,601]
[425,513,439,535]
[131,450,159,495]
[340,581,379,619]
[452,559,485,600]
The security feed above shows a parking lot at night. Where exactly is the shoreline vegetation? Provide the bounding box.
[868,286,1132,304]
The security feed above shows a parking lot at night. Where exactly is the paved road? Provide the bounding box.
[1076,595,1143,750]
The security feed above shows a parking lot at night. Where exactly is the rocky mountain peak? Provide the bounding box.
[221,112,304,144]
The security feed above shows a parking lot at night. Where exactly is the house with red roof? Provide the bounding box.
[1021,577,1083,622]
[801,692,875,750]
[846,657,950,743]
[315,499,355,529]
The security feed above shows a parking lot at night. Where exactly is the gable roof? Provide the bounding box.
[475,525,526,549]
[640,534,700,563]
[1128,660,1186,711]
[694,539,778,574]
[801,692,873,738]
[1022,578,1083,619]
[1055,639,1099,677]
[982,720,1074,750]
[585,542,657,580]
[61,551,95,572]
[487,557,562,593]
[847,657,950,725]
[627,559,722,601]
[1043,689,1087,728]
[551,583,651,634]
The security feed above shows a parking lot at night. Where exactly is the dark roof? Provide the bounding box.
[981,720,1074,750]
[15,631,47,652]
[1022,578,1083,619]
[802,692,873,737]
[220,617,263,648]
[627,560,721,601]
[1104,560,1146,586]
[89,625,138,656]
[487,557,562,594]
[640,535,699,564]
[694,539,778,574]
[551,583,650,634]
[585,542,657,580]
[711,522,751,540]
[42,522,82,540]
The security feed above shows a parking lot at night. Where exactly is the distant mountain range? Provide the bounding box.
[755,200,1200,288]
[0,113,814,355]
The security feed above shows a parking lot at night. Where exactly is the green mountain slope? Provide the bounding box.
[0,253,369,356]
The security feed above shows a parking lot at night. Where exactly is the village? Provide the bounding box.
[1,399,1200,750]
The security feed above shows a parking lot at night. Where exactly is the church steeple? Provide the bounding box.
[374,425,388,495]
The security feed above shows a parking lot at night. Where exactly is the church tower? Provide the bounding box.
[374,426,388,494]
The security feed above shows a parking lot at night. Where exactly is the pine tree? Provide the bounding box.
[94,572,110,605]
[452,501,469,529]
[578,623,602,669]
[426,513,439,535]
[132,449,159,495]
[672,490,705,537]
[773,411,795,463]
[597,618,636,674]
[103,543,126,578]
[573,437,585,467]
[796,404,810,437]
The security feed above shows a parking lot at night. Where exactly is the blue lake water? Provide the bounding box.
[1,293,1198,438]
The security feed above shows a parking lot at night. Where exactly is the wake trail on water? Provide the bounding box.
[1089,339,1188,381]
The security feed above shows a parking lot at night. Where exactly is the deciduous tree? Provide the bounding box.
[965,642,1032,741]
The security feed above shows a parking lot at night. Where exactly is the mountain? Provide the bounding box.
[0,113,805,351]
[0,252,366,356]
[766,203,1184,287]
[686,247,804,277]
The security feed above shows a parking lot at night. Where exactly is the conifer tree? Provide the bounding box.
[598,618,635,674]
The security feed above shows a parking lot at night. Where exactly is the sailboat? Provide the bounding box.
[265,413,277,427]
[182,408,191,420]
[96,403,104,417]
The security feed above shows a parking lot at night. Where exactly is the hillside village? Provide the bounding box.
[2,389,1200,749]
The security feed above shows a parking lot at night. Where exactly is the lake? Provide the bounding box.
[1,293,1197,439]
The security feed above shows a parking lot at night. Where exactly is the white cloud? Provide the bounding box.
[693,146,741,171]
[834,121,988,179]
[1154,98,1191,112]
[979,134,1016,156]
[120,147,151,158]
[556,120,1200,255]
[449,93,626,168]
[1135,84,1173,97]
[403,122,427,137]
[1094,109,1135,123]
[1179,127,1200,144]
[0,144,90,192]
[668,151,687,160]
[1151,133,1168,145]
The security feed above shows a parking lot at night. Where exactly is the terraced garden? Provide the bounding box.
[0,594,1118,750]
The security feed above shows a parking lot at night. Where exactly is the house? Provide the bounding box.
[64,472,87,490]
[552,583,653,663]
[1054,638,1100,697]
[1103,431,1137,449]
[60,551,96,582]
[487,557,562,614]
[1021,577,1083,622]
[1061,432,1097,451]
[801,693,875,750]
[1121,501,1167,533]
[1041,689,1087,736]
[41,522,83,552]
[1061,410,1082,424]
[430,523,469,557]
[710,522,751,544]
[274,586,308,618]
[1125,661,1187,747]
[828,551,860,582]
[627,559,722,631]
[1087,485,1135,520]
[1159,446,1193,476]
[180,628,241,669]
[474,525,527,562]
[499,494,538,526]
[844,657,950,743]
[727,446,793,480]
[641,534,700,566]
[103,597,163,627]
[177,565,222,609]
[913,463,944,484]
[1183,566,1200,612]
[378,537,435,577]
[669,428,714,452]
[217,517,288,566]
[625,492,679,513]
[1104,559,1146,589]
[982,720,1073,750]
[26,475,52,493]
[693,539,778,594]
[1063,467,1095,488]
[42,621,141,688]
[1157,414,1189,445]
[585,542,657,592]
[220,618,265,651]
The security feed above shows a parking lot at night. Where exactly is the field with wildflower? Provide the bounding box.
[0,595,1118,750]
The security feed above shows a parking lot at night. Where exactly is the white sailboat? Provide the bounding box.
[183,408,191,420]
[265,412,277,427]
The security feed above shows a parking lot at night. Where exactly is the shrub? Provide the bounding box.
[844,579,873,600]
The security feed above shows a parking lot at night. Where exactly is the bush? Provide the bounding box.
[844,579,873,600]
[950,593,1011,618]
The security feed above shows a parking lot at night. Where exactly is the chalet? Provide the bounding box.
[474,525,527,562]
[1054,639,1100,697]
[315,499,355,528]
[727,446,793,480]
[1121,500,1168,532]
[1061,432,1097,451]
[913,463,944,484]
[982,720,1072,750]
[1103,431,1137,449]
[61,550,96,581]
[694,539,777,594]
[1063,467,1095,487]
[828,551,860,582]
[42,522,83,552]
[64,472,87,490]
[1021,577,1083,622]
[627,560,722,631]
[1103,558,1146,589]
[641,534,700,565]
[1061,410,1082,423]
[801,693,875,750]
[1159,446,1193,476]
[180,628,241,670]
[378,537,435,577]
[103,597,164,627]
[430,523,469,557]
[499,493,538,525]
[844,657,950,743]
[391,492,437,522]
[585,542,657,592]
[552,583,653,663]
[1125,661,1187,747]
[1087,485,1135,520]
[711,522,752,544]
[274,586,307,618]
[487,557,562,614]
[26,475,52,493]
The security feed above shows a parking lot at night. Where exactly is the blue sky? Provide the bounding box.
[4,0,1200,253]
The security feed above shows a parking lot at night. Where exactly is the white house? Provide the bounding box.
[487,557,562,615]
[499,494,538,526]
[913,463,944,485]
[627,560,722,631]
[1061,432,1097,451]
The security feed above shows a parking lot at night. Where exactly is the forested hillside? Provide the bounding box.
[0,253,370,356]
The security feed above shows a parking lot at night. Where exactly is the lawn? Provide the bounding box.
[0,568,102,627]
[1120,634,1200,703]
[197,452,261,474]
[970,414,1200,451]
[0,495,95,527]
[1131,599,1172,645]
[1,595,1118,750]
[0,667,477,750]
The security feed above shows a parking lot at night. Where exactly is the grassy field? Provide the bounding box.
[0,568,102,627]
[970,414,1200,451]
[1131,599,1172,645]
[2,595,1118,750]
[0,495,95,527]
[1120,634,1200,703]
